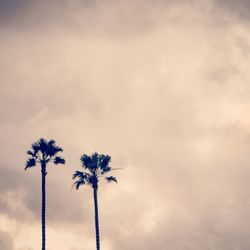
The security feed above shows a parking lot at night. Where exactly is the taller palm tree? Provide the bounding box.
[73,152,117,250]
[25,138,65,250]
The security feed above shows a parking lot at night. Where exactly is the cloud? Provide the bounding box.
[0,231,14,250]
[17,248,33,250]
[0,160,94,225]
[3,0,250,33]
[214,0,250,20]
[0,0,216,35]
[1,0,250,250]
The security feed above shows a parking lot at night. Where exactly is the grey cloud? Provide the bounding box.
[0,0,211,35]
[0,231,13,250]
[0,165,32,221]
[3,0,250,35]
[0,0,31,24]
[214,0,250,20]
[0,145,95,225]
[0,162,94,225]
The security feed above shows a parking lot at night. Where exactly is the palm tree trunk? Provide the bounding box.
[41,163,46,250]
[93,187,100,250]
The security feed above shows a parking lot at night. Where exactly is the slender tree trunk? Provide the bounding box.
[93,187,100,250]
[41,163,47,250]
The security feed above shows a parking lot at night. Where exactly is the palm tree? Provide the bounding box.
[73,152,117,250]
[25,138,65,250]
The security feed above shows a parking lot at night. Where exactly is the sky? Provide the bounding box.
[1,0,250,249]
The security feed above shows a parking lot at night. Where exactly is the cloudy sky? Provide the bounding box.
[1,0,250,250]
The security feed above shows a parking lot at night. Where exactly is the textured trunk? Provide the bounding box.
[41,162,46,250]
[93,187,100,250]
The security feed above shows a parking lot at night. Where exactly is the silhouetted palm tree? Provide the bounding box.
[73,152,117,250]
[25,138,65,250]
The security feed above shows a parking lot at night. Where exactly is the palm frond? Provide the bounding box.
[30,138,64,159]
[101,166,111,174]
[48,139,56,146]
[77,152,118,188]
[47,140,63,157]
[31,142,40,156]
[25,158,36,170]
[81,153,112,174]
[80,154,91,168]
[99,154,111,172]
[53,156,65,165]
[73,170,84,179]
[72,171,90,181]
[73,180,85,190]
[27,150,35,157]
[39,138,48,155]
[105,176,117,183]
[80,153,98,173]
[26,138,65,171]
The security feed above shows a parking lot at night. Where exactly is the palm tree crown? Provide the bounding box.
[25,138,65,250]
[73,152,117,250]
[25,138,65,170]
[73,152,117,189]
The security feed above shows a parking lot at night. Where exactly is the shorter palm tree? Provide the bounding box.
[25,138,65,250]
[73,152,117,250]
